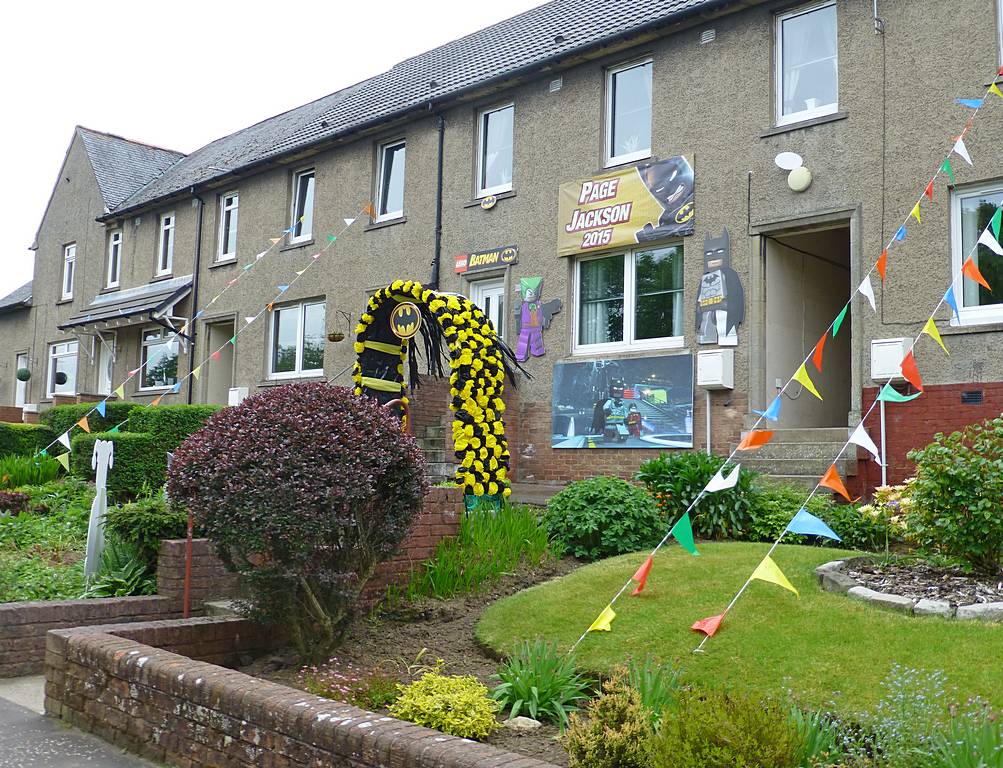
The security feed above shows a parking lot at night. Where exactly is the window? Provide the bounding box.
[157,213,175,275]
[375,140,406,221]
[97,336,115,395]
[218,192,239,261]
[106,230,122,288]
[605,59,652,167]
[575,244,684,351]
[951,181,1003,325]
[61,243,76,300]
[476,104,514,196]
[776,1,838,126]
[269,300,325,377]
[47,341,78,397]
[15,352,28,407]
[470,278,506,339]
[290,169,315,241]
[140,328,179,389]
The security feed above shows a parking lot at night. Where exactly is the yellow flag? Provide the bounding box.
[751,555,799,597]
[587,604,616,633]
[55,453,70,471]
[794,363,822,401]
[114,384,125,399]
[991,83,1003,99]
[922,317,948,354]
[76,416,91,433]
[191,365,201,381]
[910,202,921,224]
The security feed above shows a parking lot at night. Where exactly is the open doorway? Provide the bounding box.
[764,224,850,428]
[204,321,234,405]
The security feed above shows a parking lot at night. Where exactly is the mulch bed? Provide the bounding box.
[243,557,582,767]
[848,560,1003,606]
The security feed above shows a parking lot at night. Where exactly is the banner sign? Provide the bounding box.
[557,156,695,256]
[454,244,518,274]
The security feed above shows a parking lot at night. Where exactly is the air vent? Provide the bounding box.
[133,217,142,227]
[700,28,716,44]
[962,390,984,405]
[549,77,563,93]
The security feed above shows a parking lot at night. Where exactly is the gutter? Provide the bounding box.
[187,189,205,404]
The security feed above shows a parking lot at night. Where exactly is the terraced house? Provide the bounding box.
[4,0,1003,494]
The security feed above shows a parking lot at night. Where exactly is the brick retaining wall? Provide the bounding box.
[44,616,559,768]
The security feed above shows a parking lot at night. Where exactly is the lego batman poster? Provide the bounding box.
[557,156,694,257]
[696,228,744,346]
[551,354,693,449]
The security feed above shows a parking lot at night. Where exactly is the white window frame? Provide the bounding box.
[775,0,839,127]
[375,139,406,222]
[217,191,239,262]
[950,180,1003,326]
[61,243,76,300]
[97,334,116,396]
[572,246,685,356]
[604,58,653,168]
[14,352,28,407]
[470,278,506,340]
[998,0,1003,68]
[268,300,326,379]
[290,168,315,242]
[47,341,78,398]
[157,212,175,276]
[106,230,122,289]
[139,327,178,391]
[476,103,514,198]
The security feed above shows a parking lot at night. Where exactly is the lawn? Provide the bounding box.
[476,541,1003,712]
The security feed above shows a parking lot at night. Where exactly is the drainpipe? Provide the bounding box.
[187,189,205,405]
[429,114,445,289]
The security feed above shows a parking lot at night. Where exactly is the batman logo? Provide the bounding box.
[675,202,695,224]
[390,302,422,339]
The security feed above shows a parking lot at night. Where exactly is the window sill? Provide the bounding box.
[463,189,516,208]
[280,238,314,253]
[571,338,687,357]
[365,216,406,232]
[603,152,652,171]
[209,257,238,269]
[56,298,73,306]
[943,319,1003,335]
[760,111,848,138]
[259,372,326,387]
[99,286,120,295]
[134,388,171,396]
[151,273,175,283]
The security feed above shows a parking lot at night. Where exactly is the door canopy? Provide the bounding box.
[353,280,524,498]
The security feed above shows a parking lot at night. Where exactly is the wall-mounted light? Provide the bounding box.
[775,152,812,193]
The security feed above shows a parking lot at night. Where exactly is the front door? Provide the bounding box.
[470,278,506,340]
[205,321,235,404]
[14,353,27,407]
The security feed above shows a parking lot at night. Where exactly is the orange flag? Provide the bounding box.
[150,395,163,407]
[876,249,888,282]
[924,180,934,200]
[820,464,855,503]
[362,201,376,219]
[76,416,91,433]
[962,257,992,291]
[736,430,773,451]
[692,613,724,637]
[631,556,653,596]
[811,334,827,372]
[900,350,923,392]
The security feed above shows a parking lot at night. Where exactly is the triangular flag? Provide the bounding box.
[978,228,1003,256]
[848,423,882,464]
[277,285,289,293]
[962,257,991,291]
[910,202,921,224]
[753,396,782,422]
[705,464,741,493]
[895,224,907,242]
[245,316,256,325]
[39,449,47,458]
[343,218,356,227]
[587,604,616,633]
[691,613,724,637]
[878,382,922,403]
[900,350,923,391]
[362,202,376,218]
[95,400,106,418]
[243,263,253,271]
[108,424,121,434]
[992,208,1002,239]
[269,237,281,245]
[956,98,984,109]
[922,317,948,354]
[211,350,222,362]
[786,509,841,541]
[170,382,182,394]
[631,556,653,596]
[150,395,163,407]
[736,430,773,451]
[256,250,267,261]
[944,286,960,320]
[794,363,823,401]
[128,368,141,377]
[820,465,854,503]
[941,157,956,184]
[191,365,201,381]
[923,180,934,201]
[327,235,337,242]
[226,279,238,287]
[811,333,827,372]
[56,453,70,471]
[114,384,125,399]
[859,274,876,312]
[312,253,321,260]
[76,416,90,434]
[751,555,799,597]
[266,302,275,312]
[953,138,973,165]
[295,269,306,276]
[57,432,72,451]
[284,225,296,234]
[228,336,237,346]
[669,512,699,556]
[990,83,1003,99]
[832,304,849,338]
[876,249,888,282]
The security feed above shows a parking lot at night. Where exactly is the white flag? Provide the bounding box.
[245,316,256,325]
[705,463,741,493]
[859,274,876,312]
[57,432,72,451]
[849,423,882,464]
[343,217,356,227]
[953,138,973,166]
[978,228,1003,256]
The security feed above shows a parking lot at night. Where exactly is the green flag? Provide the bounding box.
[992,208,1002,240]
[108,424,121,434]
[832,304,849,338]
[941,157,955,184]
[877,382,922,403]
[670,512,700,556]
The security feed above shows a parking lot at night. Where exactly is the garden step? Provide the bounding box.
[203,600,240,618]
[743,441,857,460]
[742,426,851,442]
[424,425,447,439]
[426,461,456,478]
[420,437,446,450]
[758,474,839,490]
[421,449,447,463]
[735,456,857,477]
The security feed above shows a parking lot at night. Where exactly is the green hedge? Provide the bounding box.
[0,422,56,457]
[70,431,165,501]
[42,402,138,439]
[128,404,222,453]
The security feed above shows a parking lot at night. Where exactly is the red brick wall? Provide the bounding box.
[0,406,22,423]
[157,539,241,613]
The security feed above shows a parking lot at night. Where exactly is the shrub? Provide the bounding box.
[0,454,62,489]
[0,491,30,515]
[22,477,94,518]
[80,540,156,598]
[652,689,802,768]
[70,432,164,501]
[565,670,655,768]
[545,477,662,561]
[0,422,55,457]
[128,404,223,454]
[42,402,138,439]
[625,656,682,727]
[104,494,188,569]
[389,665,500,740]
[299,657,400,711]
[167,383,426,662]
[636,452,755,540]
[0,552,85,602]
[491,640,593,727]
[908,417,1003,574]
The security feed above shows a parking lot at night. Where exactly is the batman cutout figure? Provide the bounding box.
[696,228,744,346]
[634,155,695,243]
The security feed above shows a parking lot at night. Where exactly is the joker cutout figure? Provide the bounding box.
[513,277,562,361]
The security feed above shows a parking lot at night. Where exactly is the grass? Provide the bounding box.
[476,541,1003,713]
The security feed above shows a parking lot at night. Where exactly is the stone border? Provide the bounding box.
[815,559,1003,620]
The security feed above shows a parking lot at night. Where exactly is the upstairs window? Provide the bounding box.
[605,59,652,167]
[776,1,838,126]
[61,243,76,300]
[291,169,315,241]
[269,300,325,377]
[157,213,175,276]
[376,140,406,221]
[476,104,514,197]
[951,181,1003,325]
[218,191,239,260]
[106,230,122,288]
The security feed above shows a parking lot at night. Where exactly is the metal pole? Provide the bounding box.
[182,509,193,618]
[705,389,712,455]
[879,397,887,487]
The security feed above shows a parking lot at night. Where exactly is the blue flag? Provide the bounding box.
[278,285,289,293]
[171,382,182,394]
[895,225,907,241]
[753,396,782,422]
[944,286,960,320]
[95,400,107,418]
[956,98,984,109]
[786,508,841,541]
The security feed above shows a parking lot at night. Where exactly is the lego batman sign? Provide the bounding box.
[557,156,694,256]
[390,302,421,339]
[696,228,744,346]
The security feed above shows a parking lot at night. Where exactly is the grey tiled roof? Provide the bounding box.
[0,281,32,314]
[109,0,727,215]
[77,127,185,211]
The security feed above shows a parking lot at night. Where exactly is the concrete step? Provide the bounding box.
[745,427,851,442]
[424,425,447,439]
[760,474,834,490]
[204,600,240,618]
[736,456,858,477]
[427,461,456,478]
[743,441,856,460]
[422,449,447,463]
[420,437,446,450]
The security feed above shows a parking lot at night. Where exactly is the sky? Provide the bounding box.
[0,0,546,298]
